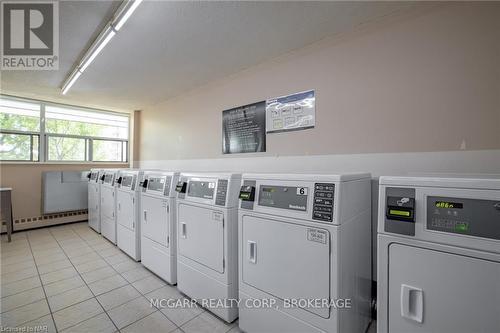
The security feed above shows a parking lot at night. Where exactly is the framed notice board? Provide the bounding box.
[222,101,266,154]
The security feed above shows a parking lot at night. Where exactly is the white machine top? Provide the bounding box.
[243,172,370,182]
[380,175,500,190]
[179,172,242,179]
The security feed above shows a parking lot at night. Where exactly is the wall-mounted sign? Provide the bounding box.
[266,90,315,133]
[222,101,266,154]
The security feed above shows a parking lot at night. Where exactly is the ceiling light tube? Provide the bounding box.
[80,28,116,72]
[62,70,82,95]
[113,0,143,31]
[61,0,143,95]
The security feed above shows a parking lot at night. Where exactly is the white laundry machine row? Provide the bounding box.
[377,176,500,333]
[238,173,372,333]
[175,172,241,323]
[116,169,143,261]
[100,169,120,244]
[140,171,180,284]
[87,169,102,233]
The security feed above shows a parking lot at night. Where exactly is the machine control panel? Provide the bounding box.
[258,185,308,211]
[215,179,228,206]
[187,180,215,199]
[312,183,334,222]
[120,175,136,190]
[103,174,114,184]
[147,177,165,192]
[89,171,99,182]
[427,196,500,241]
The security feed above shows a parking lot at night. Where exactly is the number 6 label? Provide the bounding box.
[297,187,308,195]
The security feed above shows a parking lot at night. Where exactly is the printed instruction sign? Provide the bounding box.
[266,90,315,133]
[222,101,266,154]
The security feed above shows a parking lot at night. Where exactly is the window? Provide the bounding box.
[0,99,41,161]
[0,96,129,162]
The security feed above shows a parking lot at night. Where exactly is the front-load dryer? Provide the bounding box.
[377,176,500,333]
[116,169,143,261]
[176,172,241,323]
[238,173,372,333]
[88,169,102,233]
[100,169,120,244]
[140,171,180,284]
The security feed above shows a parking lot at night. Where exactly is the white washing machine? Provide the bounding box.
[100,169,120,244]
[141,171,180,284]
[238,173,372,333]
[377,176,500,333]
[176,172,241,322]
[116,169,143,261]
[87,169,102,233]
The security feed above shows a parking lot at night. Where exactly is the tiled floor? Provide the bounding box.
[1,222,240,333]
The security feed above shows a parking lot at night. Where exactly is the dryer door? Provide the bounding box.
[141,195,169,247]
[241,215,331,318]
[178,203,224,273]
[117,191,134,230]
[101,186,115,219]
[388,243,500,333]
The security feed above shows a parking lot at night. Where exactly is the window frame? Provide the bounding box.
[0,95,130,163]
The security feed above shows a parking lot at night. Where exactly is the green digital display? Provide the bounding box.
[435,201,463,209]
[389,209,411,217]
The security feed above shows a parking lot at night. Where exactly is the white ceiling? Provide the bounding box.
[1,1,420,112]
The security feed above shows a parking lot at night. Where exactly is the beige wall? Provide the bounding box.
[140,3,500,162]
[0,163,127,230]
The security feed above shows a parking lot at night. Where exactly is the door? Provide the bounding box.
[388,244,500,333]
[142,195,169,247]
[241,215,331,318]
[178,203,224,273]
[117,191,134,230]
[101,186,115,219]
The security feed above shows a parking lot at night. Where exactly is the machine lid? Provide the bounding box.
[242,173,370,182]
[379,175,500,190]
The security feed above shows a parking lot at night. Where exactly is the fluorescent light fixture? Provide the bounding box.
[60,0,143,95]
[80,29,116,72]
[62,71,82,95]
[114,0,143,31]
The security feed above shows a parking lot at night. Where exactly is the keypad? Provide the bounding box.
[215,179,228,206]
[312,183,334,222]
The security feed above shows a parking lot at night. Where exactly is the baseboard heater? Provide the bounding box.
[42,171,89,214]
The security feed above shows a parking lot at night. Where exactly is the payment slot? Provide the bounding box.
[384,187,416,236]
